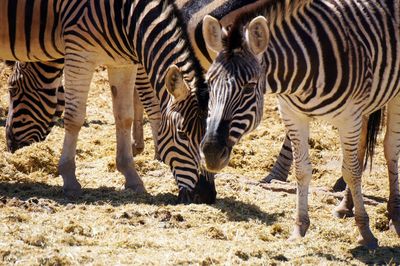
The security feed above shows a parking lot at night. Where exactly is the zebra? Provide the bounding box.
[5,0,264,157]
[5,59,64,152]
[6,0,348,194]
[5,59,161,159]
[201,0,400,248]
[0,0,215,203]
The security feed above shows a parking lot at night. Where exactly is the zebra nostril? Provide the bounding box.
[221,146,229,159]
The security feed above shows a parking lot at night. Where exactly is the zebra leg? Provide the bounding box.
[262,133,347,193]
[384,97,400,236]
[338,118,378,248]
[279,101,312,240]
[58,62,95,199]
[263,133,292,182]
[333,115,368,218]
[149,118,161,161]
[134,64,162,160]
[108,65,146,193]
[131,87,145,156]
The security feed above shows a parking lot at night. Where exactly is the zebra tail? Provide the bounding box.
[364,108,385,171]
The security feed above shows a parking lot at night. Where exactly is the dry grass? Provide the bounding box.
[0,64,399,265]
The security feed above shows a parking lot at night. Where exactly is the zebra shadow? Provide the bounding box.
[350,245,400,264]
[0,181,276,224]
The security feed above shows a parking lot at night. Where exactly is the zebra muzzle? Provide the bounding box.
[200,139,232,173]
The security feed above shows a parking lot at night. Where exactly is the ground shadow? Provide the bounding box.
[350,245,400,264]
[0,119,5,127]
[83,119,109,127]
[214,196,280,225]
[0,181,176,206]
[363,193,386,204]
[0,181,275,224]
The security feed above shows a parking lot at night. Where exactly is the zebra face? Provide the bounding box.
[161,65,216,202]
[5,62,61,153]
[200,15,269,172]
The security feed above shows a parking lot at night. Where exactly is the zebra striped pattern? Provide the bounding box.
[1,0,212,202]
[5,59,64,152]
[6,0,282,202]
[202,0,400,248]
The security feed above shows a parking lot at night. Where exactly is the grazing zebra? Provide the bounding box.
[5,59,64,152]
[201,0,400,248]
[0,0,215,203]
[6,0,331,190]
[5,59,161,159]
[4,0,271,204]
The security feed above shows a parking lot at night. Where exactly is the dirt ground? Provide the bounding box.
[0,64,399,265]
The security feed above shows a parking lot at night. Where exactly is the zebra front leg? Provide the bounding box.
[279,101,312,240]
[132,87,145,156]
[58,62,95,199]
[385,97,400,236]
[263,133,292,182]
[108,65,146,193]
[338,118,378,248]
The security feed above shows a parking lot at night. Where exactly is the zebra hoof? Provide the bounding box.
[262,173,288,183]
[288,222,309,242]
[332,206,354,219]
[132,145,144,157]
[177,187,194,204]
[389,220,400,236]
[125,183,147,194]
[357,236,379,249]
[63,187,82,200]
[288,229,305,242]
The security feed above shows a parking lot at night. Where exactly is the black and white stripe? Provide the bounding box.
[6,59,64,152]
[1,0,212,202]
[203,0,400,247]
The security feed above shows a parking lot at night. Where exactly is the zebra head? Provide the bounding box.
[200,15,269,172]
[162,65,216,204]
[6,61,64,153]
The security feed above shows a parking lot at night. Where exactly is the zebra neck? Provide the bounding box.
[128,0,206,108]
[263,0,317,96]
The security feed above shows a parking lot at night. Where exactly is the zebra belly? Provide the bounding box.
[0,0,64,61]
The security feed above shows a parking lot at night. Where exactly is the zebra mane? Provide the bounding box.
[168,0,209,112]
[224,0,312,53]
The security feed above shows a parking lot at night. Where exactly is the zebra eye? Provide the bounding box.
[9,86,18,97]
[177,130,188,140]
[243,82,256,95]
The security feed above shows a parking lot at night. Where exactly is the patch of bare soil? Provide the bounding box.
[0,64,398,265]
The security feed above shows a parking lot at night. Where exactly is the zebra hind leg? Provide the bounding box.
[338,117,378,248]
[108,65,146,193]
[262,133,292,183]
[333,115,369,218]
[384,97,400,236]
[262,133,347,194]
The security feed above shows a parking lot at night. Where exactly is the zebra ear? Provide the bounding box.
[165,65,189,102]
[246,16,269,56]
[203,15,223,53]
